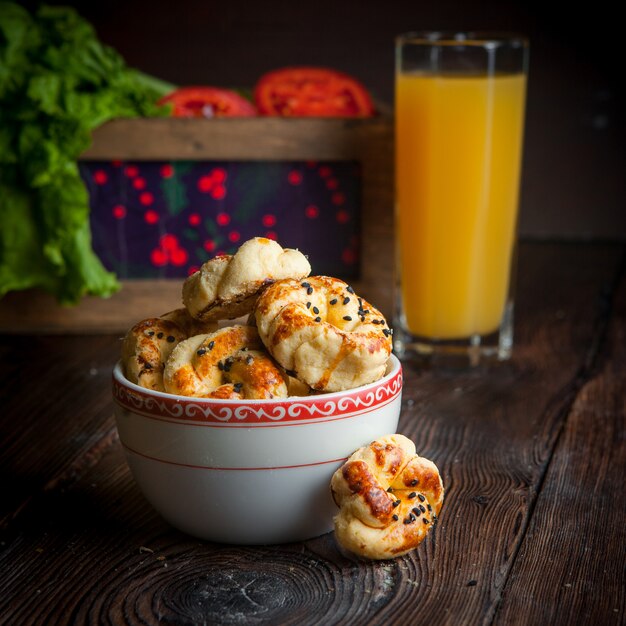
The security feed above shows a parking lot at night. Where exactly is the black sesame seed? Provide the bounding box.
[427,504,432,511]
[412,507,421,515]
[360,316,365,323]
[241,347,247,351]
[223,364,231,372]
[343,296,350,305]
[306,302,311,309]
[392,514,399,521]
[423,518,429,524]
[419,504,426,513]
[286,369,297,377]
[403,518,411,525]
[314,316,321,323]
[411,479,419,487]
[347,285,355,293]
[393,500,401,507]
[147,331,155,336]
[246,356,254,365]
[313,306,320,314]
[417,493,425,501]
[157,332,164,339]
[387,487,394,493]
[410,513,416,522]
[329,298,338,305]
[167,335,176,343]
[233,383,243,392]
[343,315,352,321]
[208,341,215,350]
[197,348,207,356]
[362,309,370,315]
[307,286,313,295]
[218,361,224,371]
[383,328,391,337]
[301,282,310,289]
[143,363,153,370]
[372,320,380,325]
[408,492,417,499]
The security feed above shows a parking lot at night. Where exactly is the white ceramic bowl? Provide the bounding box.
[112,355,402,545]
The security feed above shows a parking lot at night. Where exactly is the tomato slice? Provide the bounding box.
[254,67,375,117]
[159,87,257,117]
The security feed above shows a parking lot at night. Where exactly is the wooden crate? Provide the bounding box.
[0,116,393,334]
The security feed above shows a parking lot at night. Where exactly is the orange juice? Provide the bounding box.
[396,72,526,339]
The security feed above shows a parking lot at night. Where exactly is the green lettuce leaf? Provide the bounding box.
[0,2,174,304]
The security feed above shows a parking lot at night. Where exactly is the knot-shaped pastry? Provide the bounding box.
[331,434,444,560]
[122,309,217,391]
[183,237,311,322]
[254,276,392,392]
[163,325,289,399]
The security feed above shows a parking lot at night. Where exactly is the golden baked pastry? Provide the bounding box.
[182,237,311,322]
[122,308,217,392]
[254,276,392,392]
[331,434,444,560]
[163,325,289,399]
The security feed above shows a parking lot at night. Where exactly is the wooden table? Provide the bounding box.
[1,241,624,625]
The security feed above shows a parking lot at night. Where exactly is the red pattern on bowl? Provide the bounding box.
[112,356,402,544]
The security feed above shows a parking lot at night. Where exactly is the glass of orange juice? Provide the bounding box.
[394,32,529,365]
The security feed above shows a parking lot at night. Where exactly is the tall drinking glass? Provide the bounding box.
[394,32,528,366]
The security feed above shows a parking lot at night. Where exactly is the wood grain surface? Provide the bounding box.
[0,242,624,626]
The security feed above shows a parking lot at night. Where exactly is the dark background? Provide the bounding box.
[25,0,626,239]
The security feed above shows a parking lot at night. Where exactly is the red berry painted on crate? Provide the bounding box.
[140,192,154,206]
[326,178,339,190]
[170,248,189,266]
[93,170,108,185]
[305,205,319,219]
[144,210,159,224]
[212,185,226,200]
[160,234,178,251]
[203,239,216,252]
[211,168,227,183]
[112,205,126,219]
[287,170,302,185]
[265,231,277,240]
[336,209,350,224]
[262,214,276,227]
[160,164,174,178]
[198,175,213,193]
[189,213,201,226]
[332,192,346,206]
[133,177,146,190]
[124,165,139,178]
[318,166,332,178]
[342,248,357,264]
[228,231,241,243]
[151,248,167,266]
[216,213,230,226]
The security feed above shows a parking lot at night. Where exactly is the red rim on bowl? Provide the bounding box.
[112,355,402,425]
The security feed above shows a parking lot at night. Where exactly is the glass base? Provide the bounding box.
[393,301,513,368]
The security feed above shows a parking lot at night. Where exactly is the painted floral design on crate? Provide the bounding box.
[81,160,361,280]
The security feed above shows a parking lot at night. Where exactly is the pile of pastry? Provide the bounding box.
[121,237,445,561]
[122,237,393,398]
